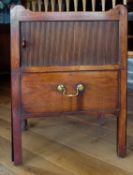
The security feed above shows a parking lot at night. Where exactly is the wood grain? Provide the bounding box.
[21,71,119,114]
[20,21,119,67]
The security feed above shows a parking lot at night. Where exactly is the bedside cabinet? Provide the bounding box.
[11,5,127,165]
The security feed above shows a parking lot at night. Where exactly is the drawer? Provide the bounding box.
[21,71,119,114]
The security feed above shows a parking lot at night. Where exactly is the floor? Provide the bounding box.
[0,75,133,175]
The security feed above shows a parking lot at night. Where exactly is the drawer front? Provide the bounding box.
[21,71,119,114]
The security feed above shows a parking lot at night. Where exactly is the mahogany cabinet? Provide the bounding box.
[11,5,127,165]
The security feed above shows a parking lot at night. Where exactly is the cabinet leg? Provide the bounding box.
[12,114,22,165]
[21,119,28,131]
[11,116,14,162]
[117,111,127,157]
[117,69,127,157]
[97,112,104,126]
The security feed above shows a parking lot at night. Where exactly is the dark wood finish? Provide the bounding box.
[20,21,119,66]
[11,5,127,165]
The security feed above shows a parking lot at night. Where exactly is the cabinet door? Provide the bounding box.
[21,71,119,114]
[20,20,119,68]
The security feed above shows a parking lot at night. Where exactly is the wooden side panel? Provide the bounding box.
[20,21,119,67]
[21,71,119,114]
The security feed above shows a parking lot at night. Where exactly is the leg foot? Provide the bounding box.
[117,111,127,158]
[97,112,105,126]
[21,119,28,131]
[12,114,22,165]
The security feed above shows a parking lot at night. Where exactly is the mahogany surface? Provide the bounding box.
[11,5,127,165]
[21,71,119,113]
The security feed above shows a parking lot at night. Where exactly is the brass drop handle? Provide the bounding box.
[57,84,85,97]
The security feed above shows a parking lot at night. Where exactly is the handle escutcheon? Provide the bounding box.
[57,84,85,97]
